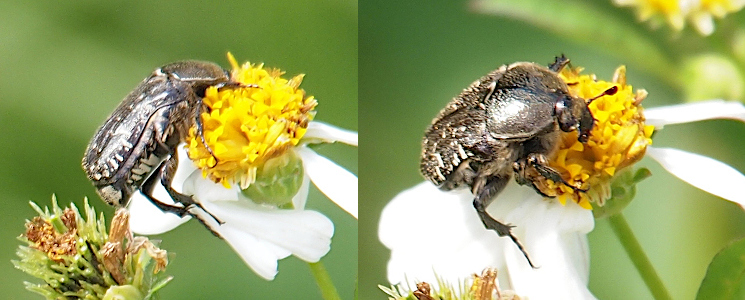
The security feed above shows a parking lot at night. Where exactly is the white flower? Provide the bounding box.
[379,100,745,299]
[128,121,357,280]
[379,181,595,299]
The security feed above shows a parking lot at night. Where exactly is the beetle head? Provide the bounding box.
[556,94,595,143]
[556,86,619,143]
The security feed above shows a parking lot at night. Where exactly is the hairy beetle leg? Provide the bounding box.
[525,153,587,193]
[139,156,224,238]
[473,176,536,268]
[160,153,224,225]
[194,102,219,168]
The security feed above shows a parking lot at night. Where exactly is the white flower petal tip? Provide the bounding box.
[203,200,334,264]
[304,121,358,146]
[217,225,283,280]
[128,191,190,235]
[647,147,745,208]
[298,147,358,218]
[644,100,745,128]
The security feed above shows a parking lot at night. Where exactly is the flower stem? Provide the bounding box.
[608,213,672,300]
[308,261,341,300]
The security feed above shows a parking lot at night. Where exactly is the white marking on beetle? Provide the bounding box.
[108,158,119,170]
[131,163,152,175]
[457,144,468,159]
[435,166,445,181]
[435,153,445,169]
[97,185,122,206]
[150,91,169,102]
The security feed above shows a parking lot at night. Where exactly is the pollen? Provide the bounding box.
[537,65,654,209]
[187,53,317,189]
[24,209,78,263]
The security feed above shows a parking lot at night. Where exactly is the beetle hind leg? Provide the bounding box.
[472,175,536,268]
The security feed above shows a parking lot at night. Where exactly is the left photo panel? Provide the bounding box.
[0,1,357,299]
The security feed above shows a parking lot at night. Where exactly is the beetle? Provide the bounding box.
[82,60,245,227]
[420,56,616,267]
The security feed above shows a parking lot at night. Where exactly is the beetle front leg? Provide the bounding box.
[472,175,536,268]
[513,159,553,198]
[140,159,224,238]
[159,153,224,225]
[526,153,586,193]
[140,162,192,218]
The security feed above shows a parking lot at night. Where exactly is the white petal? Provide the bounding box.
[290,172,311,209]
[644,100,745,129]
[172,146,198,193]
[201,200,334,263]
[127,146,201,235]
[379,181,595,299]
[379,182,505,285]
[182,170,241,202]
[298,147,358,218]
[647,147,745,207]
[496,190,595,299]
[217,224,286,280]
[128,191,190,235]
[304,121,358,146]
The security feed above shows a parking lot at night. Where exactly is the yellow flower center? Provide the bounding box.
[187,53,317,189]
[535,65,654,209]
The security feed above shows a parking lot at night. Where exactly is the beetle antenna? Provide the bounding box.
[587,86,618,104]
[194,104,220,168]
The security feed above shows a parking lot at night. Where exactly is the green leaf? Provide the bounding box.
[470,0,678,86]
[696,237,745,300]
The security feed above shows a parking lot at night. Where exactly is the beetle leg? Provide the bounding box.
[140,162,192,218]
[159,153,224,225]
[513,160,554,198]
[194,103,219,168]
[472,175,536,268]
[549,55,569,72]
[140,159,224,238]
[526,153,587,193]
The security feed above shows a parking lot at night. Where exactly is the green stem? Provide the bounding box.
[608,213,672,300]
[309,261,341,300]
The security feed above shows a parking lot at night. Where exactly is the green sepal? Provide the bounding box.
[241,150,304,207]
[592,167,651,219]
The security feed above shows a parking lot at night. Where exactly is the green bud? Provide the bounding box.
[242,150,304,207]
[592,168,651,219]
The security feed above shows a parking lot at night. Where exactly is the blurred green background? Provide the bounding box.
[0,1,357,299]
[360,0,745,299]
